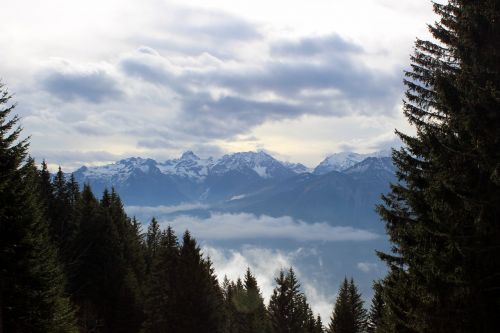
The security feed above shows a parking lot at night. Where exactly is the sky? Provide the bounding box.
[0,0,438,170]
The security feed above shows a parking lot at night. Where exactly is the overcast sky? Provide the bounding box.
[0,0,438,170]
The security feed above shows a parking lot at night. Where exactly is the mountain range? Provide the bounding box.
[73,150,396,230]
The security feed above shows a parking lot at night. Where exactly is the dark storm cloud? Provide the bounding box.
[271,34,363,57]
[41,69,122,103]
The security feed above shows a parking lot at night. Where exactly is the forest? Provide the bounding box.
[1,0,499,332]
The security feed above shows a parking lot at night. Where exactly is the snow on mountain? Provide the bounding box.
[74,149,394,186]
[75,157,159,183]
[210,151,293,179]
[344,156,395,175]
[157,151,214,181]
[282,161,312,174]
[75,151,297,185]
[313,150,391,175]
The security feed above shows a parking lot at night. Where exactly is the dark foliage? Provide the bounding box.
[377,0,500,332]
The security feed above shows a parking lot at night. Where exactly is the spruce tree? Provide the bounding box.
[366,282,384,333]
[175,231,224,333]
[143,225,180,333]
[268,268,310,333]
[377,1,500,331]
[223,268,270,333]
[327,278,366,333]
[242,268,270,333]
[314,315,324,333]
[145,217,161,276]
[328,279,352,333]
[0,84,77,332]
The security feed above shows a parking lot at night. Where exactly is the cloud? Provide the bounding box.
[167,7,262,43]
[115,42,401,143]
[152,212,379,241]
[40,61,122,103]
[125,203,210,216]
[32,150,126,170]
[357,262,380,273]
[271,34,363,57]
[136,137,175,149]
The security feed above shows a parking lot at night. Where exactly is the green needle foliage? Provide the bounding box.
[327,278,366,333]
[0,83,77,332]
[377,0,500,331]
[268,268,321,333]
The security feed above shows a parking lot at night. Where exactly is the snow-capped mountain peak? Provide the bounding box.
[74,157,158,183]
[211,151,293,179]
[157,151,213,181]
[180,151,200,161]
[313,150,391,175]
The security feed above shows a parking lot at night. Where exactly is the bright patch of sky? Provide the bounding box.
[0,0,438,170]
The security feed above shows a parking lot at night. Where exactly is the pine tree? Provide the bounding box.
[0,84,77,331]
[377,1,500,331]
[175,231,224,333]
[38,160,54,214]
[327,278,366,333]
[222,268,270,333]
[314,315,324,333]
[107,188,145,331]
[145,217,161,276]
[268,268,310,333]
[242,268,270,333]
[143,225,180,332]
[367,282,385,333]
[328,279,352,333]
[51,166,72,247]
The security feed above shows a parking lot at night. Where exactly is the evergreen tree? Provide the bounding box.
[71,188,131,332]
[0,84,77,331]
[328,279,352,333]
[51,166,72,247]
[367,281,387,333]
[107,189,145,331]
[38,160,54,214]
[377,1,500,331]
[268,268,310,333]
[145,217,161,275]
[175,231,224,333]
[327,278,366,333]
[314,315,324,333]
[223,268,270,333]
[143,225,180,333]
[242,268,270,333]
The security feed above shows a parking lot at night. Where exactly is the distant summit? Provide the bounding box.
[313,150,391,175]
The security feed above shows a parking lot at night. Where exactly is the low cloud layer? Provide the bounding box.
[133,210,381,242]
[126,203,210,216]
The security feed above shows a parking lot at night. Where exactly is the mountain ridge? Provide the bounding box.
[72,150,395,228]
